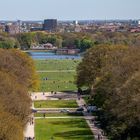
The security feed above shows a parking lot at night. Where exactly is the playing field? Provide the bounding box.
[35,118,94,140]
[35,60,80,92]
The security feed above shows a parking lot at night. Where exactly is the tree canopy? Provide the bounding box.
[0,49,39,140]
[76,44,140,139]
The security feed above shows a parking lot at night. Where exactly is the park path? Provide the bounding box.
[35,116,85,119]
[24,102,35,139]
[24,114,35,139]
[76,98,108,140]
[30,92,77,101]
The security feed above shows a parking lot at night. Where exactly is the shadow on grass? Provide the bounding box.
[67,112,83,116]
[50,119,89,129]
[54,130,93,140]
[60,90,77,93]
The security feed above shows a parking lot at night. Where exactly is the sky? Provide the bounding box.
[0,0,139,20]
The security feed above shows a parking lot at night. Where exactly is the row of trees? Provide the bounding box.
[1,31,140,52]
[16,32,94,51]
[17,32,63,49]
[0,49,39,140]
[76,45,140,139]
[15,31,140,52]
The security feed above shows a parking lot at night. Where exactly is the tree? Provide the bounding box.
[0,49,39,90]
[0,49,39,139]
[76,44,140,139]
[76,44,127,88]
[0,107,23,140]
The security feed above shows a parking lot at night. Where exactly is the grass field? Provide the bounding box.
[34,112,83,117]
[35,59,80,71]
[35,60,80,92]
[39,71,77,92]
[34,100,78,108]
[35,118,94,140]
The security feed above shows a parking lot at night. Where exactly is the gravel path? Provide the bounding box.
[24,114,35,139]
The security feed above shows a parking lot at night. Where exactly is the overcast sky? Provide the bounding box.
[0,0,139,20]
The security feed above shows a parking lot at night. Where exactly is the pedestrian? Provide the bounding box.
[91,118,94,123]
[101,130,104,136]
[78,96,80,100]
[98,134,100,140]
[43,113,46,118]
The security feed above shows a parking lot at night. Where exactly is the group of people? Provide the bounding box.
[51,91,57,94]
[29,117,34,125]
[24,137,35,140]
[97,132,104,140]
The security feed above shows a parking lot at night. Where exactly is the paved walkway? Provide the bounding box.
[35,116,85,119]
[30,92,77,101]
[76,98,108,140]
[24,114,35,139]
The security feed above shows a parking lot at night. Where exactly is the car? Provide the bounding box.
[31,109,37,113]
[76,107,84,111]
[87,105,97,112]
[60,109,70,113]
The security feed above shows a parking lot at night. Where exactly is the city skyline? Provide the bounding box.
[0,0,140,20]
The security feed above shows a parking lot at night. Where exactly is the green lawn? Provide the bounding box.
[35,118,94,140]
[34,112,83,117]
[34,60,80,92]
[38,71,77,92]
[34,100,78,108]
[35,59,80,71]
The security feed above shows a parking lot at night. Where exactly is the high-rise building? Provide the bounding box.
[138,20,140,25]
[43,19,57,32]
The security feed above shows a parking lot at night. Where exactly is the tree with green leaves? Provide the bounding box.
[76,44,140,139]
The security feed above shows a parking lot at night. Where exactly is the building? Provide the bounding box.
[43,19,57,32]
[73,20,78,25]
[56,49,80,55]
[138,20,140,25]
[0,24,5,32]
[5,24,20,34]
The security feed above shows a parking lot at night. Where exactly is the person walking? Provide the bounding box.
[98,134,100,140]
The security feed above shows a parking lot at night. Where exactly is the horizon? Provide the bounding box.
[0,19,140,22]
